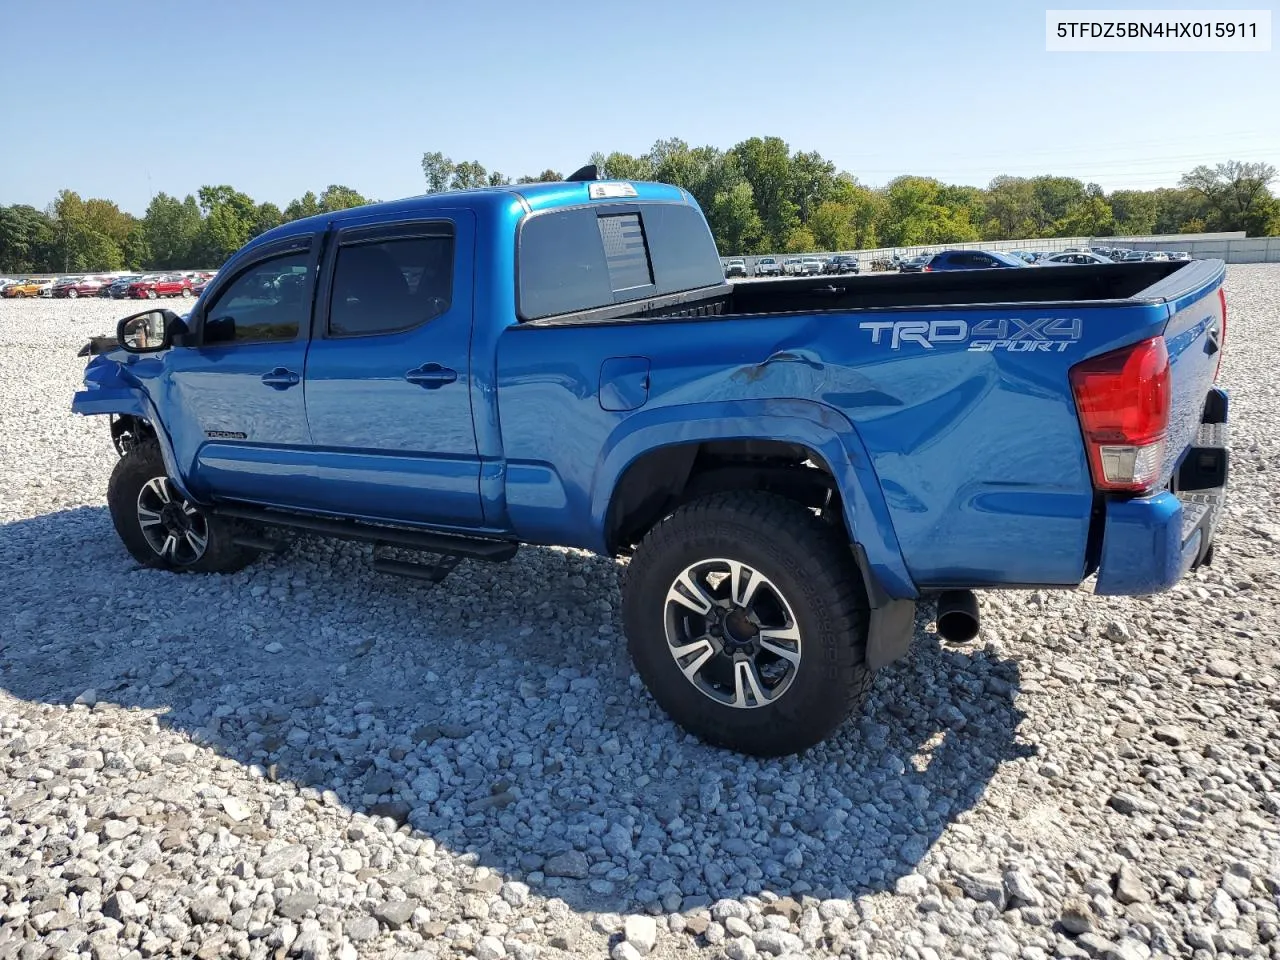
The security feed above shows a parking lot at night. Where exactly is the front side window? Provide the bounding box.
[328,232,455,337]
[203,250,310,346]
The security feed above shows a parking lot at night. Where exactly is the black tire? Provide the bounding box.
[106,441,257,574]
[623,491,871,757]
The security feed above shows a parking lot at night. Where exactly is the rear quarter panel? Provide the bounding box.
[495,298,1171,592]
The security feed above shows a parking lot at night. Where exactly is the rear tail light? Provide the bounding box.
[1215,286,1227,381]
[1069,336,1170,493]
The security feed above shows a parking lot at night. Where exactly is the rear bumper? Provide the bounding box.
[1095,388,1229,596]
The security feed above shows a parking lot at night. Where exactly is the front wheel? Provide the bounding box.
[146,289,157,299]
[622,491,871,757]
[67,288,78,298]
[106,441,257,574]
[181,288,192,298]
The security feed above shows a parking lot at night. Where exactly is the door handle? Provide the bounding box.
[405,363,458,389]
[261,367,301,390]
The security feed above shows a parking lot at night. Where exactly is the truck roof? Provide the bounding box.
[245,180,693,254]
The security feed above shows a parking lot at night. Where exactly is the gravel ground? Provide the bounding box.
[1,269,1277,960]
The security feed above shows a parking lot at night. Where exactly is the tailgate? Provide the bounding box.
[1151,258,1228,488]
[1088,259,1229,595]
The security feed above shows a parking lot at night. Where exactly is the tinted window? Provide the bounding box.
[203,250,310,345]
[518,202,723,321]
[645,202,725,293]
[329,232,454,337]
[519,209,612,319]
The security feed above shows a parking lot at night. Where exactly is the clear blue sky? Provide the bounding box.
[2,0,1276,215]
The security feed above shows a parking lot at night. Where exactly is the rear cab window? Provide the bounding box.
[517,201,723,321]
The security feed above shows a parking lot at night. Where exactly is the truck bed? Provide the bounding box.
[521,259,1203,327]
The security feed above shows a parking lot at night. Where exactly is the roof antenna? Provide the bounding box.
[566,164,602,182]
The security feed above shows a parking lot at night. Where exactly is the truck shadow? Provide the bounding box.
[0,506,1032,915]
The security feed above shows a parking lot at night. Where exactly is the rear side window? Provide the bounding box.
[518,202,723,321]
[328,231,454,337]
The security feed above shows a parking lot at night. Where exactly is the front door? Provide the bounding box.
[301,212,483,527]
[159,241,317,507]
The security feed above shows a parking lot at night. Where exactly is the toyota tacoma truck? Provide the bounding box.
[73,169,1231,757]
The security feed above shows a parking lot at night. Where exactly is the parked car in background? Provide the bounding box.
[823,254,860,275]
[1,278,52,298]
[799,257,824,276]
[102,275,144,298]
[923,250,1028,272]
[1147,251,1170,261]
[897,254,932,273]
[1120,251,1150,262]
[192,275,214,297]
[1167,251,1193,261]
[53,276,107,298]
[755,257,781,277]
[781,257,803,275]
[723,258,748,278]
[129,274,195,299]
[1040,252,1114,266]
[1006,250,1037,263]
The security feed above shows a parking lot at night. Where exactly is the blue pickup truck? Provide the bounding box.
[73,169,1230,756]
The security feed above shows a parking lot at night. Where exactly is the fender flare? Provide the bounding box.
[72,366,196,504]
[591,398,919,670]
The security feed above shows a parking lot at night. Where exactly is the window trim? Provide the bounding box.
[192,237,317,349]
[314,218,458,342]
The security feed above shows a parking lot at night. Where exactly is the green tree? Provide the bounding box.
[0,204,57,272]
[450,161,490,190]
[284,191,321,221]
[254,202,284,235]
[1108,190,1159,235]
[730,136,799,251]
[982,176,1038,239]
[882,176,979,245]
[319,185,368,212]
[1179,161,1278,234]
[783,225,818,253]
[1030,176,1087,232]
[193,185,258,266]
[143,192,203,269]
[600,152,654,181]
[421,152,455,193]
[808,201,858,251]
[1054,195,1116,237]
[788,150,837,224]
[706,181,764,254]
[516,169,562,183]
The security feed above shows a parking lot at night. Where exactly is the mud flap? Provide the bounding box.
[852,543,918,671]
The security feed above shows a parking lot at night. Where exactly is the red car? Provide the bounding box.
[52,276,107,298]
[128,274,194,299]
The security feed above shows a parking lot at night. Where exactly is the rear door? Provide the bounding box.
[301,212,483,527]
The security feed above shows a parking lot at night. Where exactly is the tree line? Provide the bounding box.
[2,139,1276,274]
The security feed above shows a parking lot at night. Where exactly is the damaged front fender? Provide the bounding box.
[71,351,195,503]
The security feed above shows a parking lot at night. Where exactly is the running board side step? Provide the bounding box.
[371,549,461,584]
[211,504,519,562]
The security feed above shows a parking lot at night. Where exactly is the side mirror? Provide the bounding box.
[117,309,185,353]
[204,314,236,344]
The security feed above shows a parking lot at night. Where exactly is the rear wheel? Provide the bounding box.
[106,441,257,574]
[181,288,192,298]
[622,491,871,757]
